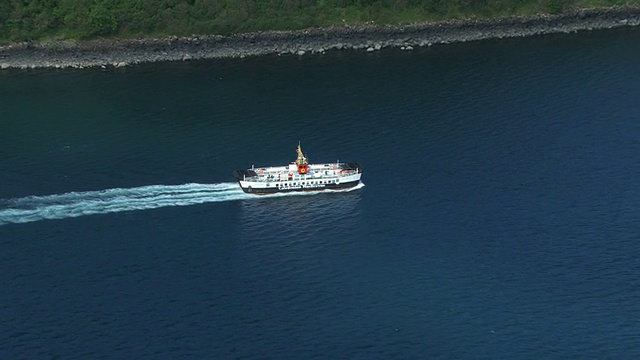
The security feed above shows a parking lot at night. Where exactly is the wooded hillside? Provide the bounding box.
[1,0,636,44]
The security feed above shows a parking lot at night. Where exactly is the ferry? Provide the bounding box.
[234,144,363,194]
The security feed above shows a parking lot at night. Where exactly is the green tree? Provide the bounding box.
[89,5,117,36]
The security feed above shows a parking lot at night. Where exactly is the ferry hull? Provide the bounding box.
[239,179,361,194]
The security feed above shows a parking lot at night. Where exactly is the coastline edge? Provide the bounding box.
[1,6,639,70]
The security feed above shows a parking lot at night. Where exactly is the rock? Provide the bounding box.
[182,54,192,60]
[366,47,375,52]
[374,43,382,50]
[115,61,127,68]
[297,50,306,56]
[405,46,414,50]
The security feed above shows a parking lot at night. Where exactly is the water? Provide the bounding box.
[2,27,640,358]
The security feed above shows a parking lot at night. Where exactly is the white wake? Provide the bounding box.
[0,182,364,225]
[0,182,249,225]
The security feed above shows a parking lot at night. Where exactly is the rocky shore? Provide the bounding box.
[1,6,639,70]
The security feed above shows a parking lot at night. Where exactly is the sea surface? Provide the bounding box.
[2,27,640,358]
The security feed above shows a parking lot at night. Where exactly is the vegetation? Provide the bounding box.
[0,0,637,44]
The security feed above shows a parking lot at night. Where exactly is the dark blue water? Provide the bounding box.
[2,27,640,358]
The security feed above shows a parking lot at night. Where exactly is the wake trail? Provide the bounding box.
[0,182,365,226]
[0,182,249,225]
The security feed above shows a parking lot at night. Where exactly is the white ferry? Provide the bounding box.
[234,144,363,194]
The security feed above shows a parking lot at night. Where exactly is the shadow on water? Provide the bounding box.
[240,184,364,241]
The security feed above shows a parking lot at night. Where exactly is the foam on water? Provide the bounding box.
[0,182,365,225]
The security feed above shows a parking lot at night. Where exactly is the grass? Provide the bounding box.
[0,0,639,45]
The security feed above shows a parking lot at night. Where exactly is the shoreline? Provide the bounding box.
[1,6,640,70]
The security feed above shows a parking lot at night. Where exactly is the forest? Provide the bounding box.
[0,0,636,44]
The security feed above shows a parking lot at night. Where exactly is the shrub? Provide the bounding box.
[89,4,118,36]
